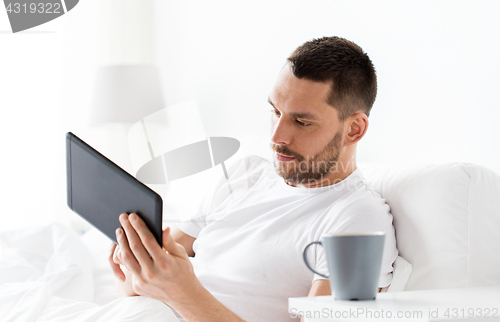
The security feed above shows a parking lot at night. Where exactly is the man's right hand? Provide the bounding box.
[108,224,196,297]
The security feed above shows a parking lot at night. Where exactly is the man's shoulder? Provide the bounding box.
[314,173,393,235]
[209,154,275,200]
[327,169,392,218]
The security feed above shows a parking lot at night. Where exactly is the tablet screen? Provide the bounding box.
[66,132,163,245]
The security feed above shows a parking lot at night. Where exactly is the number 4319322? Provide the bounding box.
[444,308,498,319]
[5,3,62,14]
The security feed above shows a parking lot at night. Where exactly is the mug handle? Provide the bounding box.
[303,241,329,279]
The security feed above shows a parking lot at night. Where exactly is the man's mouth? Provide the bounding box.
[276,152,295,162]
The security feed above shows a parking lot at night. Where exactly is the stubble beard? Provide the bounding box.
[271,131,343,185]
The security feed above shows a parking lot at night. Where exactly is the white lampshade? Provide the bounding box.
[89,65,165,125]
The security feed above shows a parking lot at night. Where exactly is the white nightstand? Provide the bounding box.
[289,287,500,321]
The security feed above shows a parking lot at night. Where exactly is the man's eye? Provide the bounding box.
[270,109,281,117]
[297,120,310,126]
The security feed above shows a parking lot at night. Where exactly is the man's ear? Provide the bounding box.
[344,113,368,146]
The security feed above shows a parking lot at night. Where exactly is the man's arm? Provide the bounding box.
[170,225,196,257]
[108,224,196,296]
[115,213,245,322]
[307,279,331,296]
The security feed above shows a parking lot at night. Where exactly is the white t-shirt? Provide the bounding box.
[176,156,398,322]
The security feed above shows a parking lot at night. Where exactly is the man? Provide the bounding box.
[109,36,398,321]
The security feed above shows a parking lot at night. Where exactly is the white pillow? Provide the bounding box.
[361,162,500,290]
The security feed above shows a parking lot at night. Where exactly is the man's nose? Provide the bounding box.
[271,117,292,146]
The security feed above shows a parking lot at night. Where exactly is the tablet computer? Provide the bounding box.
[66,132,163,245]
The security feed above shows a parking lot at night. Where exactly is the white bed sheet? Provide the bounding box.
[0,223,180,322]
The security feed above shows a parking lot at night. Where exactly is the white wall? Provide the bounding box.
[0,0,100,231]
[0,10,63,230]
[154,0,500,170]
[1,0,499,230]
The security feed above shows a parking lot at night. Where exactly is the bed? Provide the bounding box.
[0,223,181,321]
[2,160,499,321]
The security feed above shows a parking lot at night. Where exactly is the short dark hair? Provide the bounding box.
[287,36,377,121]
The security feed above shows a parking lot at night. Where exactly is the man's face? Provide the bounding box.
[268,65,346,186]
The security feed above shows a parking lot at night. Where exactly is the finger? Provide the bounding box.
[119,213,153,269]
[129,213,164,260]
[108,242,125,281]
[109,241,117,255]
[113,245,122,265]
[162,227,188,259]
[116,226,142,274]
